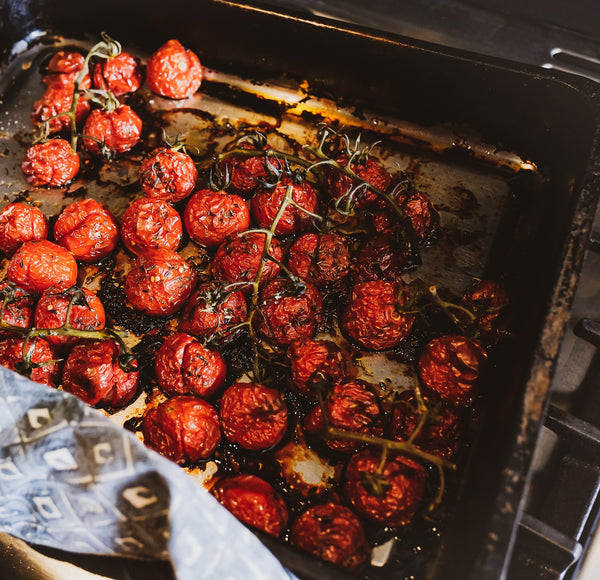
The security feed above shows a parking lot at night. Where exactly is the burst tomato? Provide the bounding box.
[0,335,60,387]
[42,50,91,90]
[350,233,409,283]
[461,279,509,334]
[0,282,35,329]
[30,87,90,134]
[82,104,142,155]
[92,52,142,96]
[0,202,48,257]
[139,147,198,203]
[21,138,80,187]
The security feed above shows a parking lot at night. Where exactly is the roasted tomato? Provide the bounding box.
[30,87,90,134]
[34,286,105,349]
[21,139,80,187]
[42,50,91,90]
[417,334,487,406]
[155,332,226,398]
[350,233,409,284]
[82,104,142,155]
[120,197,183,255]
[286,337,355,396]
[287,232,351,289]
[7,240,77,294]
[62,340,139,408]
[142,395,221,463]
[139,147,198,203]
[145,39,203,99]
[290,503,370,571]
[219,382,288,451]
[0,335,60,387]
[0,202,48,257]
[184,189,250,247]
[251,177,319,236]
[178,283,247,342]
[255,278,323,347]
[303,380,384,453]
[92,52,142,96]
[461,279,509,334]
[211,232,283,291]
[341,280,415,351]
[211,474,289,537]
[124,248,195,317]
[0,282,35,329]
[344,450,427,527]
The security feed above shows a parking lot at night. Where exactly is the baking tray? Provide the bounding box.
[0,0,599,578]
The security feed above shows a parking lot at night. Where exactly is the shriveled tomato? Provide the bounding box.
[30,87,90,134]
[184,189,250,247]
[82,104,142,155]
[139,147,198,203]
[142,395,221,463]
[220,382,288,451]
[0,282,35,329]
[21,138,80,187]
[53,198,118,263]
[7,240,77,294]
[42,50,91,90]
[145,39,203,99]
[0,202,48,257]
[350,233,410,283]
[211,474,289,537]
[120,197,183,255]
[0,335,60,387]
[461,279,508,334]
[92,52,142,96]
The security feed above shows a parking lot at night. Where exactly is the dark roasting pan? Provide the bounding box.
[0,0,600,578]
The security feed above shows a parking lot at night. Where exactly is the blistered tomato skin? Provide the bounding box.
[62,340,139,408]
[53,198,119,263]
[82,105,142,155]
[142,395,221,463]
[184,189,250,247]
[21,139,80,187]
[0,282,35,329]
[120,197,183,255]
[139,147,198,203]
[145,39,203,99]
[7,240,77,294]
[220,382,288,451]
[211,474,289,537]
[290,503,370,571]
[30,87,91,134]
[461,279,509,334]
[155,332,226,398]
[92,52,142,96]
[125,248,195,317]
[0,336,60,387]
[0,203,48,257]
[350,233,409,284]
[43,50,91,90]
[418,334,487,406]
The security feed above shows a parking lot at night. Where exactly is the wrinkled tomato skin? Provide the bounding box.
[178,283,247,341]
[155,332,226,398]
[82,104,142,155]
[7,240,77,294]
[251,178,319,236]
[184,189,250,247]
[62,340,139,408]
[256,278,323,347]
[0,203,48,257]
[145,39,203,99]
[350,233,409,284]
[53,198,119,262]
[0,336,60,387]
[43,50,91,90]
[418,334,487,406]
[219,382,288,451]
[0,282,35,329]
[344,451,428,527]
[34,287,105,349]
[461,279,509,334]
[21,139,80,187]
[290,503,370,571]
[139,147,198,203]
[287,337,355,395]
[124,248,195,317]
[30,87,91,134]
[341,280,415,351]
[92,52,142,96]
[303,380,384,453]
[142,395,221,463]
[211,474,289,537]
[120,197,183,255]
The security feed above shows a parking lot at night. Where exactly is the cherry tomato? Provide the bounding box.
[30,87,90,134]
[417,334,487,406]
[290,503,370,571]
[344,450,427,527]
[62,339,139,408]
[120,197,183,255]
[461,279,508,334]
[92,52,142,96]
[0,282,35,329]
[142,395,221,463]
[21,138,80,187]
[184,189,250,247]
[7,240,77,294]
[53,198,119,263]
[211,474,289,537]
[139,147,198,203]
[124,248,195,316]
[341,280,415,351]
[145,39,203,99]
[43,50,91,90]
[82,104,142,155]
[0,335,60,387]
[0,203,48,256]
[219,382,288,451]
[154,332,226,398]
[255,278,323,347]
[350,233,409,283]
